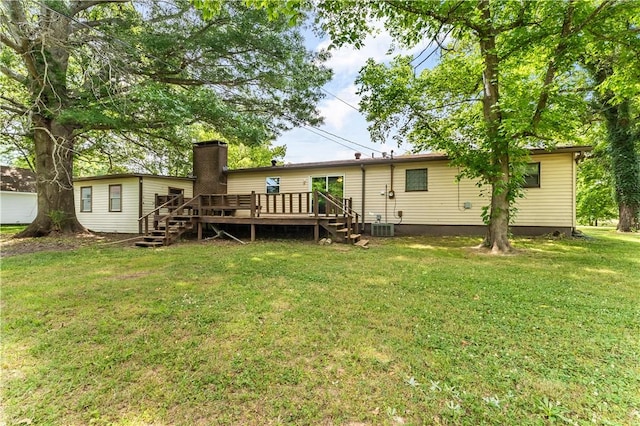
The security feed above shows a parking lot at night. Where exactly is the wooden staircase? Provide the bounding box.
[135,215,195,247]
[136,195,198,248]
[319,192,368,247]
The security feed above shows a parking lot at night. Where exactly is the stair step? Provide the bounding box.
[349,234,361,240]
[336,228,349,232]
[135,241,164,247]
[327,223,345,227]
[354,239,369,247]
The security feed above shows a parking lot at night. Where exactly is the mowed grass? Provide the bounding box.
[1,229,639,425]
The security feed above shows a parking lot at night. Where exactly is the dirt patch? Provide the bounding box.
[0,232,139,258]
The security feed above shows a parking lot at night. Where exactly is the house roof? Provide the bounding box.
[1,166,37,192]
[227,145,593,174]
[73,173,195,182]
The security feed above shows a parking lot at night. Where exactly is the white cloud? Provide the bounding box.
[316,29,424,77]
[318,84,361,130]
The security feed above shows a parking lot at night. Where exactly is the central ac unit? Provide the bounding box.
[371,223,394,237]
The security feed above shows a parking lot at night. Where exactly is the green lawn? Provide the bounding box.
[2,229,639,425]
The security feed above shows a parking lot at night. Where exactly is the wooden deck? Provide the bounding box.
[137,191,363,246]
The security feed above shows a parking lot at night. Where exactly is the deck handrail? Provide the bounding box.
[138,194,185,234]
[316,191,360,233]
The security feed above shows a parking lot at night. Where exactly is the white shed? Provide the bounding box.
[1,166,38,225]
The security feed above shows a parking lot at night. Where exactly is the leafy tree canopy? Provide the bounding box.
[1,0,330,236]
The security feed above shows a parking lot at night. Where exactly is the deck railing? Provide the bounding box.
[139,191,360,234]
[257,191,313,215]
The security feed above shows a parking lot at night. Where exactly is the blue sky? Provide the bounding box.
[277,28,434,163]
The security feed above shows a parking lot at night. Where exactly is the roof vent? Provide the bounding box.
[355,152,362,160]
[271,159,277,167]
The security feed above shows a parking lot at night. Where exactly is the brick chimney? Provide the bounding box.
[193,141,228,195]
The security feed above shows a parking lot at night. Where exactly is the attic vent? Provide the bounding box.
[371,223,394,237]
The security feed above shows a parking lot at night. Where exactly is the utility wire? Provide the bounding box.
[320,87,361,112]
[300,126,359,152]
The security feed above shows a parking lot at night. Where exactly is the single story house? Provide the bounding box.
[72,142,590,238]
[1,166,38,225]
[73,174,194,233]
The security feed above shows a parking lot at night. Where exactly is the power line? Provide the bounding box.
[320,87,361,112]
[304,122,383,153]
[300,126,360,152]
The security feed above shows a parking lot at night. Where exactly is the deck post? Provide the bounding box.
[250,191,256,218]
[313,191,319,217]
[314,223,319,242]
[250,224,256,241]
[197,221,202,240]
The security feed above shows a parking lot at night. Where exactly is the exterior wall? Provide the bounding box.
[74,176,194,233]
[74,177,141,233]
[227,152,576,229]
[513,153,575,227]
[0,192,38,224]
[141,177,193,216]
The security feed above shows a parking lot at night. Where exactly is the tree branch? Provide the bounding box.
[531,0,576,129]
[0,64,27,85]
[385,0,483,33]
[0,95,28,113]
[71,18,124,33]
[70,0,129,16]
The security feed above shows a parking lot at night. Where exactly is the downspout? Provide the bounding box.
[138,176,143,234]
[572,153,577,231]
[361,164,366,233]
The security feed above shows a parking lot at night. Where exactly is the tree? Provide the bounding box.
[581,10,640,231]
[577,140,617,226]
[0,0,330,237]
[199,0,636,244]
[316,0,617,252]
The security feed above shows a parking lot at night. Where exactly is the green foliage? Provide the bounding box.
[577,143,617,226]
[1,0,331,174]
[46,210,67,231]
[580,6,640,230]
[228,142,286,170]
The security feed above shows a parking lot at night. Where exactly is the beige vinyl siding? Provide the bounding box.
[228,152,576,228]
[141,177,193,217]
[512,153,575,227]
[228,167,363,217]
[75,176,193,233]
[74,177,140,233]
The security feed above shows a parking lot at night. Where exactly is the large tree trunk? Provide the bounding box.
[477,0,513,253]
[593,66,640,233]
[484,156,513,253]
[10,2,87,238]
[15,117,87,237]
[618,204,637,232]
[604,101,639,233]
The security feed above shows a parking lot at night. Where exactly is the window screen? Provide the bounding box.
[80,187,92,212]
[109,184,122,212]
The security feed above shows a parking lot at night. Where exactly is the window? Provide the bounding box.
[109,184,122,212]
[524,163,540,188]
[405,168,428,191]
[80,186,92,212]
[266,177,280,194]
[168,187,184,196]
